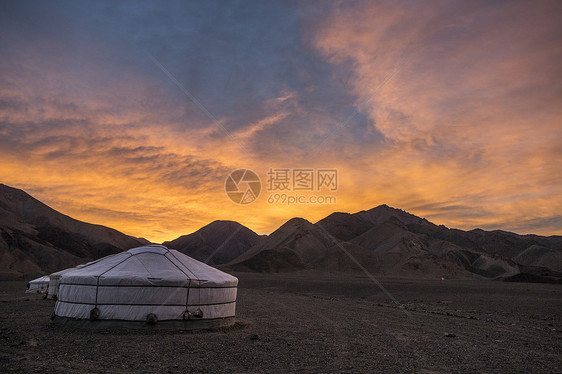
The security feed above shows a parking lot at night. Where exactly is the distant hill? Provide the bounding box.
[354,204,436,227]
[0,184,146,280]
[229,218,336,272]
[2,183,560,283]
[163,220,260,265]
[227,205,562,282]
[229,217,470,278]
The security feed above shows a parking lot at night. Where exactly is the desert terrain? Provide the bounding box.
[1,272,560,373]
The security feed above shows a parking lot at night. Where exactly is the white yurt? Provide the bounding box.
[48,264,87,300]
[53,245,238,325]
[26,275,50,294]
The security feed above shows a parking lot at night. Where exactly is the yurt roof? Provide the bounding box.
[60,245,237,287]
[29,275,50,283]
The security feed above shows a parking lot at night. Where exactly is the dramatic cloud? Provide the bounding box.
[309,0,562,234]
[0,0,560,241]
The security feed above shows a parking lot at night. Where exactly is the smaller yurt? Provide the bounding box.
[53,245,238,327]
[48,263,88,300]
[26,275,50,294]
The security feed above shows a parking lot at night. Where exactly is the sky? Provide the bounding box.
[1,0,561,242]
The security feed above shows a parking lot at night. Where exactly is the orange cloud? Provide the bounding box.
[1,1,560,242]
[307,1,562,234]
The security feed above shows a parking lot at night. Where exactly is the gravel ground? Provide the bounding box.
[1,272,560,373]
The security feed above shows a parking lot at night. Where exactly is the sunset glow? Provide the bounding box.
[1,1,561,242]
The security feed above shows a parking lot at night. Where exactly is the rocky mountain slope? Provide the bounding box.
[228,205,562,282]
[2,182,560,283]
[163,220,261,265]
[0,184,145,280]
[229,218,336,272]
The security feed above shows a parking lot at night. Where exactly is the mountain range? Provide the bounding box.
[162,220,261,265]
[0,184,146,280]
[225,206,562,282]
[1,183,561,283]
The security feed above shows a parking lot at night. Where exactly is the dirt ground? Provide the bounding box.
[0,272,560,373]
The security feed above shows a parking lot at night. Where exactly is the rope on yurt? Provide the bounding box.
[90,252,134,320]
[165,250,193,316]
[167,249,203,318]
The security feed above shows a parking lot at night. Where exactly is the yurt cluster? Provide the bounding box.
[26,245,238,327]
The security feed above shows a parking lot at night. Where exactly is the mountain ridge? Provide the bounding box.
[1,183,560,283]
[226,205,562,282]
[162,220,261,265]
[0,184,147,280]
